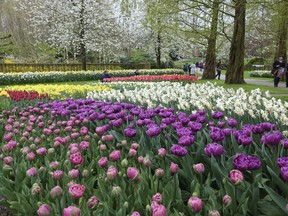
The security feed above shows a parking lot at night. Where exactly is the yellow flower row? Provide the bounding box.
[0,84,110,100]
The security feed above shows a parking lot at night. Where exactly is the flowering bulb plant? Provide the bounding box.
[0,95,287,215]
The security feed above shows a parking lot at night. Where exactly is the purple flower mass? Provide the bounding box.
[261,131,283,146]
[170,145,188,157]
[124,128,137,138]
[233,154,261,171]
[277,157,288,168]
[204,143,225,157]
[212,111,224,119]
[146,126,161,137]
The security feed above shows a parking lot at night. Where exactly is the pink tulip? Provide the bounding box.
[95,127,105,135]
[52,170,64,180]
[68,184,85,199]
[98,157,108,168]
[127,167,140,180]
[131,211,141,216]
[63,206,80,216]
[31,183,41,195]
[223,195,232,206]
[170,162,179,175]
[188,196,203,213]
[37,122,45,128]
[27,167,37,177]
[70,152,84,167]
[67,120,74,127]
[65,126,72,132]
[143,157,151,167]
[27,152,36,161]
[106,166,118,181]
[5,124,12,132]
[34,137,42,144]
[131,142,140,150]
[152,204,167,216]
[129,148,137,157]
[21,146,30,154]
[71,132,79,139]
[158,148,166,157]
[69,169,80,179]
[79,141,90,150]
[229,169,244,185]
[87,196,99,209]
[80,126,89,135]
[155,168,164,178]
[109,150,121,161]
[100,144,107,151]
[49,161,59,170]
[138,156,144,164]
[36,147,47,155]
[101,134,114,142]
[3,156,13,165]
[37,204,51,216]
[193,163,205,174]
[3,133,12,141]
[152,193,162,204]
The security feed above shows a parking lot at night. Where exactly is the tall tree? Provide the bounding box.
[225,0,246,84]
[202,0,222,79]
[19,0,122,70]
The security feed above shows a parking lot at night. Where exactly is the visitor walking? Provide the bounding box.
[190,63,196,76]
[182,63,189,75]
[215,61,221,80]
[272,57,285,87]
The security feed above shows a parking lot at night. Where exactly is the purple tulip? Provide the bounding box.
[178,135,195,146]
[170,145,188,157]
[261,131,282,146]
[277,157,288,168]
[124,128,137,138]
[204,143,225,157]
[233,154,261,171]
[146,126,161,137]
[280,166,288,182]
[227,118,237,127]
[212,111,224,119]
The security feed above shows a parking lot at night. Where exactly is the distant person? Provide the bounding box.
[215,61,222,80]
[199,61,204,72]
[101,70,111,82]
[182,63,188,74]
[272,56,285,87]
[190,63,196,76]
[188,64,192,75]
[286,64,288,88]
[134,69,140,76]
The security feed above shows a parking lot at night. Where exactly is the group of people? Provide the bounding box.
[271,56,287,87]
[182,60,222,79]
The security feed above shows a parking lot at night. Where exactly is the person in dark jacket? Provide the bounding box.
[101,70,111,82]
[272,57,285,87]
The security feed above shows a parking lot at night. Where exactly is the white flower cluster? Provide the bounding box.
[87,81,288,125]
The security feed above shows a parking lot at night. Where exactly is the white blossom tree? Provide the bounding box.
[18,0,124,70]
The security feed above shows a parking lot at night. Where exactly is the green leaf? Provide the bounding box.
[263,184,288,214]
[267,166,288,195]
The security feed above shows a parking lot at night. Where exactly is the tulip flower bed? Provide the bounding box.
[88,82,288,127]
[1,84,111,101]
[103,75,198,82]
[0,69,182,85]
[5,90,49,102]
[0,98,288,216]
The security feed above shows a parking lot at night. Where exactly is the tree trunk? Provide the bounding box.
[202,0,221,79]
[79,0,86,71]
[156,32,161,68]
[225,0,246,84]
[275,2,288,85]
